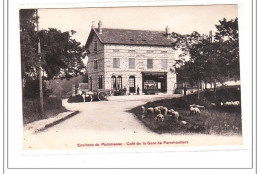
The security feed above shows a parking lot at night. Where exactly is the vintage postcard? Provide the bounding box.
[20,4,243,151]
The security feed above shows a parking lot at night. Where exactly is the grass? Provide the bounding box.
[128,90,242,135]
[23,97,68,124]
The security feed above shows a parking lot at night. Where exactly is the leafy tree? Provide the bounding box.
[173,18,239,99]
[20,9,38,85]
[214,18,239,79]
[20,9,87,98]
[38,28,87,80]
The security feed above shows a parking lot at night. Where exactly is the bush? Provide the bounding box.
[23,79,52,99]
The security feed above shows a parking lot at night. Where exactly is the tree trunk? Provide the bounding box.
[197,80,200,100]
[36,9,44,118]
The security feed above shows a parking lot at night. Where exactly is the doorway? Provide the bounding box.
[129,76,135,93]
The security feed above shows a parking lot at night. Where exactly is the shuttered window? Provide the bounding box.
[129,58,135,69]
[161,59,167,70]
[147,59,153,69]
[113,58,120,68]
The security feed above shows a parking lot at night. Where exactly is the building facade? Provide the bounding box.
[85,21,177,95]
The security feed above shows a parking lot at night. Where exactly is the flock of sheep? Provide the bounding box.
[221,101,240,106]
[139,100,240,124]
[140,104,201,124]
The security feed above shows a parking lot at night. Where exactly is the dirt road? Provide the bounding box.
[23,94,242,149]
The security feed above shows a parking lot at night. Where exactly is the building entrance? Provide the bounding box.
[142,72,167,95]
[129,76,136,93]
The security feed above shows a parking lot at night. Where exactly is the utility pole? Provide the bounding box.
[36,9,44,117]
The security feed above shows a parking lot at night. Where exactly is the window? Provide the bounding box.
[129,76,135,93]
[94,41,97,51]
[161,59,167,70]
[94,59,98,69]
[98,75,103,89]
[147,50,153,54]
[147,59,153,69]
[129,58,135,69]
[113,58,120,68]
[117,76,122,89]
[113,49,119,52]
[111,76,116,89]
[161,51,167,54]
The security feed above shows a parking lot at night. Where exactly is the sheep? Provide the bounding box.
[224,102,232,106]
[190,107,196,115]
[172,111,179,121]
[140,106,145,115]
[190,107,200,115]
[233,101,240,106]
[154,107,161,115]
[154,114,164,122]
[211,103,216,107]
[194,107,200,114]
[167,109,174,115]
[154,106,159,111]
[180,121,187,125]
[161,107,168,116]
[157,106,164,110]
[223,101,240,106]
[146,107,154,114]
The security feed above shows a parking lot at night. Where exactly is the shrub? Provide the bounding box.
[23,79,52,99]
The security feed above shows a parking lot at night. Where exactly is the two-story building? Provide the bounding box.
[85,21,177,95]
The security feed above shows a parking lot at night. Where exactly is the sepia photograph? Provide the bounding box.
[20,5,242,150]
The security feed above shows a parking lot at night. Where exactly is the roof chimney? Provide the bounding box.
[91,21,95,29]
[98,20,102,34]
[165,25,171,39]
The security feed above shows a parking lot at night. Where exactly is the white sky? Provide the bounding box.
[38,5,238,46]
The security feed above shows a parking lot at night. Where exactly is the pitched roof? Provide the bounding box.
[85,28,174,48]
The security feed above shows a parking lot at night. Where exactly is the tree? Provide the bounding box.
[20,9,87,98]
[20,9,38,86]
[173,18,239,99]
[214,18,239,79]
[173,31,207,99]
[38,28,87,80]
